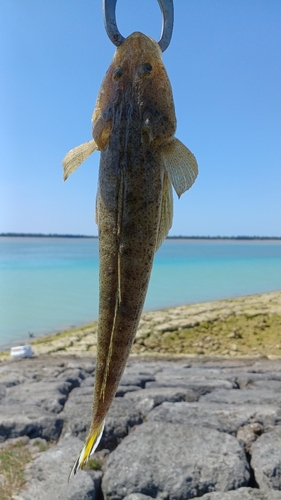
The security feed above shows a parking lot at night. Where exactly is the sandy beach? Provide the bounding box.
[2,290,280,360]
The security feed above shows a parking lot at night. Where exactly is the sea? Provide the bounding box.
[0,236,281,348]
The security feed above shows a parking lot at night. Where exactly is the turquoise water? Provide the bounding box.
[0,237,281,348]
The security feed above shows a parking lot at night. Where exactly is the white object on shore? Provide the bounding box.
[10,344,34,359]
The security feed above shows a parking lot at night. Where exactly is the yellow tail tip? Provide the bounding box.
[68,420,105,481]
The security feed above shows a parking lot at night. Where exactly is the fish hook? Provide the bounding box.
[102,0,174,52]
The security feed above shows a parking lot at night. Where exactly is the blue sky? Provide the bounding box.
[1,0,281,237]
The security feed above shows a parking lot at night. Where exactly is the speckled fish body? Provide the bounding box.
[91,32,176,432]
[62,32,198,477]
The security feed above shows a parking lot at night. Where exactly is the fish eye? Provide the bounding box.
[113,67,123,80]
[140,63,153,75]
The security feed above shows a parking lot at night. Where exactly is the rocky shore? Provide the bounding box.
[1,291,281,499]
[0,354,281,499]
[2,290,279,359]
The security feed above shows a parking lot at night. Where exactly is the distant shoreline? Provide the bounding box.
[1,233,281,240]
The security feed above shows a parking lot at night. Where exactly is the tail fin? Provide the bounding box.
[68,420,105,480]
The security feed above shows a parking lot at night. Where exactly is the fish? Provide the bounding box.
[62,31,198,478]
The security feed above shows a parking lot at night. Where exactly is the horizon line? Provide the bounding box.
[1,233,281,240]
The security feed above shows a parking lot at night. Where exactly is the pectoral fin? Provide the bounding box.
[156,171,173,251]
[162,138,198,198]
[62,139,98,181]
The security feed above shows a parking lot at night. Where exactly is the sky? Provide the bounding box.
[1,0,281,237]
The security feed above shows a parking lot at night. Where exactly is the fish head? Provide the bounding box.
[92,32,176,150]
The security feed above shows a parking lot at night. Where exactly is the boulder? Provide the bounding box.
[200,487,281,499]
[123,495,154,500]
[241,379,281,392]
[146,376,235,396]
[61,390,142,451]
[100,398,143,451]
[120,373,155,388]
[123,362,162,377]
[60,385,93,441]
[116,385,141,397]
[251,427,281,491]
[102,421,250,500]
[0,405,64,441]
[13,436,98,500]
[0,372,28,387]
[3,380,73,413]
[124,387,198,415]
[200,388,281,406]
[56,367,87,388]
[81,376,95,387]
[0,383,6,401]
[147,401,281,435]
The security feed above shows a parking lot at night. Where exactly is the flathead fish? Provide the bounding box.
[62,32,198,477]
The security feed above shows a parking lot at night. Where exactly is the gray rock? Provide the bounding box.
[120,373,155,388]
[0,372,27,387]
[201,487,281,499]
[116,385,141,397]
[0,405,64,441]
[14,436,97,500]
[124,362,163,377]
[81,376,95,387]
[153,365,238,382]
[251,427,281,491]
[56,367,87,388]
[66,360,94,370]
[168,366,240,384]
[123,495,154,500]
[200,388,281,406]
[195,360,253,370]
[234,372,281,390]
[245,379,281,392]
[0,383,6,401]
[124,387,198,415]
[102,421,250,500]
[80,361,95,374]
[0,360,57,386]
[1,356,281,499]
[147,401,281,434]
[0,356,93,386]
[3,380,72,413]
[146,376,235,396]
[99,398,143,451]
[231,360,281,374]
[60,385,93,440]
[207,372,281,391]
[62,389,142,451]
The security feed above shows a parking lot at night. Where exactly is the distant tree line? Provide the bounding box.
[166,236,281,240]
[0,233,97,238]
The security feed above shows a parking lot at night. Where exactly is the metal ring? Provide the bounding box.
[102,0,174,52]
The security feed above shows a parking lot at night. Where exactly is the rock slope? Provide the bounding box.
[19,290,281,359]
[0,354,281,499]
